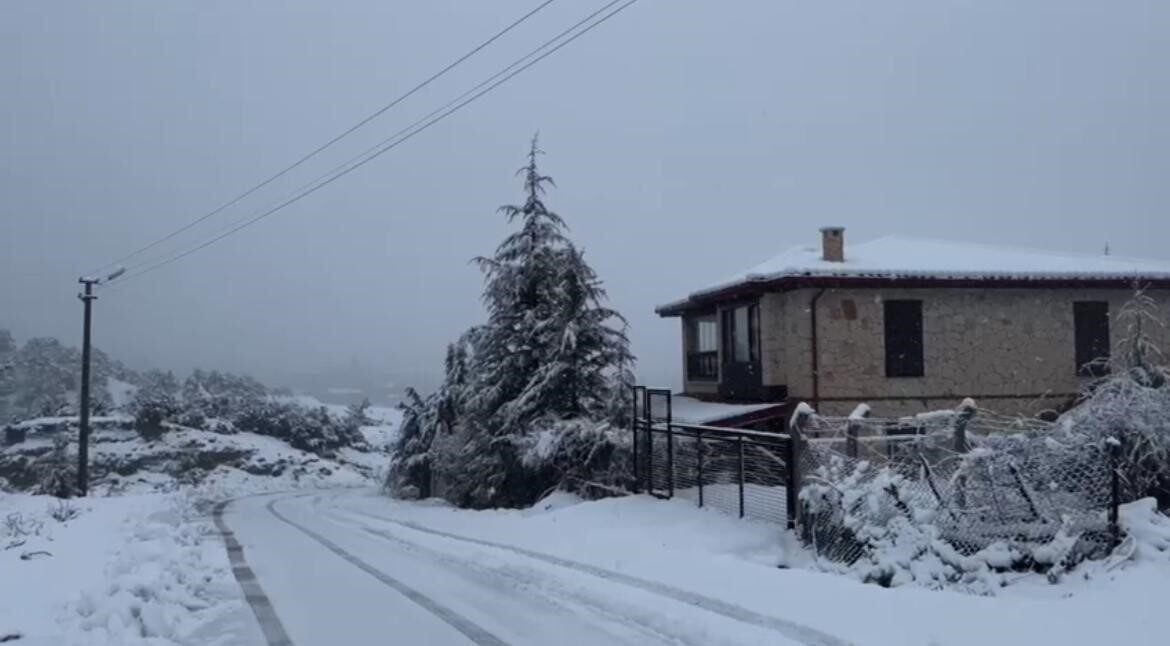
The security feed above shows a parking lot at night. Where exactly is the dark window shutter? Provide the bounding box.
[884,300,924,378]
[1074,301,1110,377]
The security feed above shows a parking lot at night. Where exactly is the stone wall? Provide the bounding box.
[770,287,1170,418]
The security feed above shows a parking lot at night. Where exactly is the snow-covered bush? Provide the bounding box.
[35,436,78,499]
[517,418,633,499]
[49,498,80,522]
[233,401,366,458]
[800,438,1116,590]
[181,369,267,420]
[385,388,440,499]
[1056,289,1170,507]
[346,398,371,426]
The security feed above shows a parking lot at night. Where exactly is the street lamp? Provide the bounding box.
[76,266,125,496]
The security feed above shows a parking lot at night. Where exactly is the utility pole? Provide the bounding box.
[77,278,98,496]
[76,267,124,497]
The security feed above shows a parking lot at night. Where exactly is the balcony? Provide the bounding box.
[686,351,718,382]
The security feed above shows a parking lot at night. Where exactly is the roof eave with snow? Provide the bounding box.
[658,271,1170,317]
[657,235,1170,317]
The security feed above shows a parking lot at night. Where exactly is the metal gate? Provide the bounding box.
[629,385,798,526]
[630,385,672,498]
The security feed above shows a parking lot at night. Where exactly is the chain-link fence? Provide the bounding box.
[793,403,1122,572]
[630,388,1123,577]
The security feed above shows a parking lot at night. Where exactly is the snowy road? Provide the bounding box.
[223,492,846,646]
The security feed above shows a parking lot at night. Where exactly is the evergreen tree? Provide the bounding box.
[498,244,631,425]
[13,337,78,418]
[0,330,15,423]
[388,136,637,508]
[607,322,638,427]
[468,135,571,433]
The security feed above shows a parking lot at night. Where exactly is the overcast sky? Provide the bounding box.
[2,0,1169,391]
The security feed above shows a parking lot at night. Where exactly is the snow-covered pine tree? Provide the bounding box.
[0,329,15,423]
[386,387,440,498]
[387,138,638,508]
[12,337,78,419]
[607,322,637,427]
[467,135,572,434]
[498,244,632,425]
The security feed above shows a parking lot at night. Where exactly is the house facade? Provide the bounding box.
[657,228,1170,419]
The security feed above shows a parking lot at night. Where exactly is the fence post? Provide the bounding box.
[954,397,976,454]
[737,435,746,518]
[787,404,812,530]
[643,388,653,494]
[1108,436,1123,548]
[630,384,640,494]
[846,403,869,459]
[696,429,705,508]
[666,424,675,499]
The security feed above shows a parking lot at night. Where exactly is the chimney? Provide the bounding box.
[820,226,845,262]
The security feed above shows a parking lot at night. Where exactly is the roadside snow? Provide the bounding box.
[341,491,1170,646]
[1,491,262,645]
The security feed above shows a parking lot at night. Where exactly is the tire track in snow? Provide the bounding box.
[264,496,509,646]
[340,504,851,646]
[320,510,730,646]
[213,499,295,646]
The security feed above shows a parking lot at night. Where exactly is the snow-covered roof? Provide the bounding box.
[659,235,1170,314]
[651,396,784,426]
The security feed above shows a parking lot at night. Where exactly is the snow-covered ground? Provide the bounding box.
[220,490,1170,646]
[4,483,1168,645]
[0,394,405,644]
[0,490,264,645]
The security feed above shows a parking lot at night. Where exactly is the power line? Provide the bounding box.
[118,0,628,277]
[86,0,561,277]
[112,0,644,288]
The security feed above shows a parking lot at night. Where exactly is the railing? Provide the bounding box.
[685,351,718,381]
[630,386,797,526]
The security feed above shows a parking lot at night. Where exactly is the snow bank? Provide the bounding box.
[346,490,1170,646]
[0,492,253,645]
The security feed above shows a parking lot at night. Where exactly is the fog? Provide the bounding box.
[3,0,1169,396]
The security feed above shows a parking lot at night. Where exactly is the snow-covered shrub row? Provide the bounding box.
[124,368,370,458]
[800,447,1113,591]
[385,140,636,509]
[233,401,367,458]
[0,331,137,424]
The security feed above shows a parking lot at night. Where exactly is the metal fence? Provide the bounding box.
[792,403,1123,568]
[630,388,1125,572]
[630,387,797,526]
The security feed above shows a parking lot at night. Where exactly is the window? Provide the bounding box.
[722,303,759,364]
[884,300,924,378]
[685,315,718,381]
[1074,301,1110,377]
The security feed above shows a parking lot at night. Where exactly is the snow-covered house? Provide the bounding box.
[657,228,1170,420]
